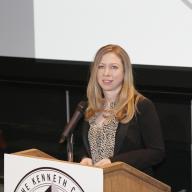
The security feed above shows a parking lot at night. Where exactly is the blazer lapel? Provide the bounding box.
[82,121,91,157]
[114,123,128,154]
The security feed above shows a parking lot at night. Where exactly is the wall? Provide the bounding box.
[0,0,35,58]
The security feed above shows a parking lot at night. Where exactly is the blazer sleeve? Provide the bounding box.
[74,119,90,162]
[111,98,165,171]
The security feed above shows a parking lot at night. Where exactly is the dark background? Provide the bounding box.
[0,56,191,192]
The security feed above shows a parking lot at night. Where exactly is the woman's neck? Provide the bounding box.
[103,91,118,107]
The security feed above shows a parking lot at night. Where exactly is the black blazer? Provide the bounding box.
[79,98,165,175]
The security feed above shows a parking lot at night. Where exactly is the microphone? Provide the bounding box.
[59,100,87,144]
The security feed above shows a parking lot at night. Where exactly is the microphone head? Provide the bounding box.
[76,100,88,113]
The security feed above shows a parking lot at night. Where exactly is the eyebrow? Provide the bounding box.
[99,62,121,65]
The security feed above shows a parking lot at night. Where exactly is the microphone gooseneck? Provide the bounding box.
[59,100,87,144]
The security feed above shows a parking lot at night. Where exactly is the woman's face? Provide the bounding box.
[97,52,124,96]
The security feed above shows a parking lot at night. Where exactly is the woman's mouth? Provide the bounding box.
[102,80,113,84]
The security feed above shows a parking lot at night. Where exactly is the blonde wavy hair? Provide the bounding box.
[85,44,143,123]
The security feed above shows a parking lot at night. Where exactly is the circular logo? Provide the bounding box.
[14,167,84,192]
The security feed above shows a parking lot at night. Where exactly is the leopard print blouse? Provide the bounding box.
[88,114,118,164]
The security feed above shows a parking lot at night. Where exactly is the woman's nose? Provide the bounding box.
[103,67,110,76]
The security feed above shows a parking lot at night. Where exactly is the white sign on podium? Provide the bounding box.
[4,154,103,192]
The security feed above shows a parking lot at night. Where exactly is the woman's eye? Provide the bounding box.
[98,65,104,69]
[112,65,118,69]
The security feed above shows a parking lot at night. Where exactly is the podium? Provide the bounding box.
[4,149,171,192]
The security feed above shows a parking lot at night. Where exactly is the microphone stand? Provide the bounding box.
[65,90,74,162]
[60,92,87,162]
[66,133,73,162]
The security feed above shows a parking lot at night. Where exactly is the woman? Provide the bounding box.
[79,44,164,175]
